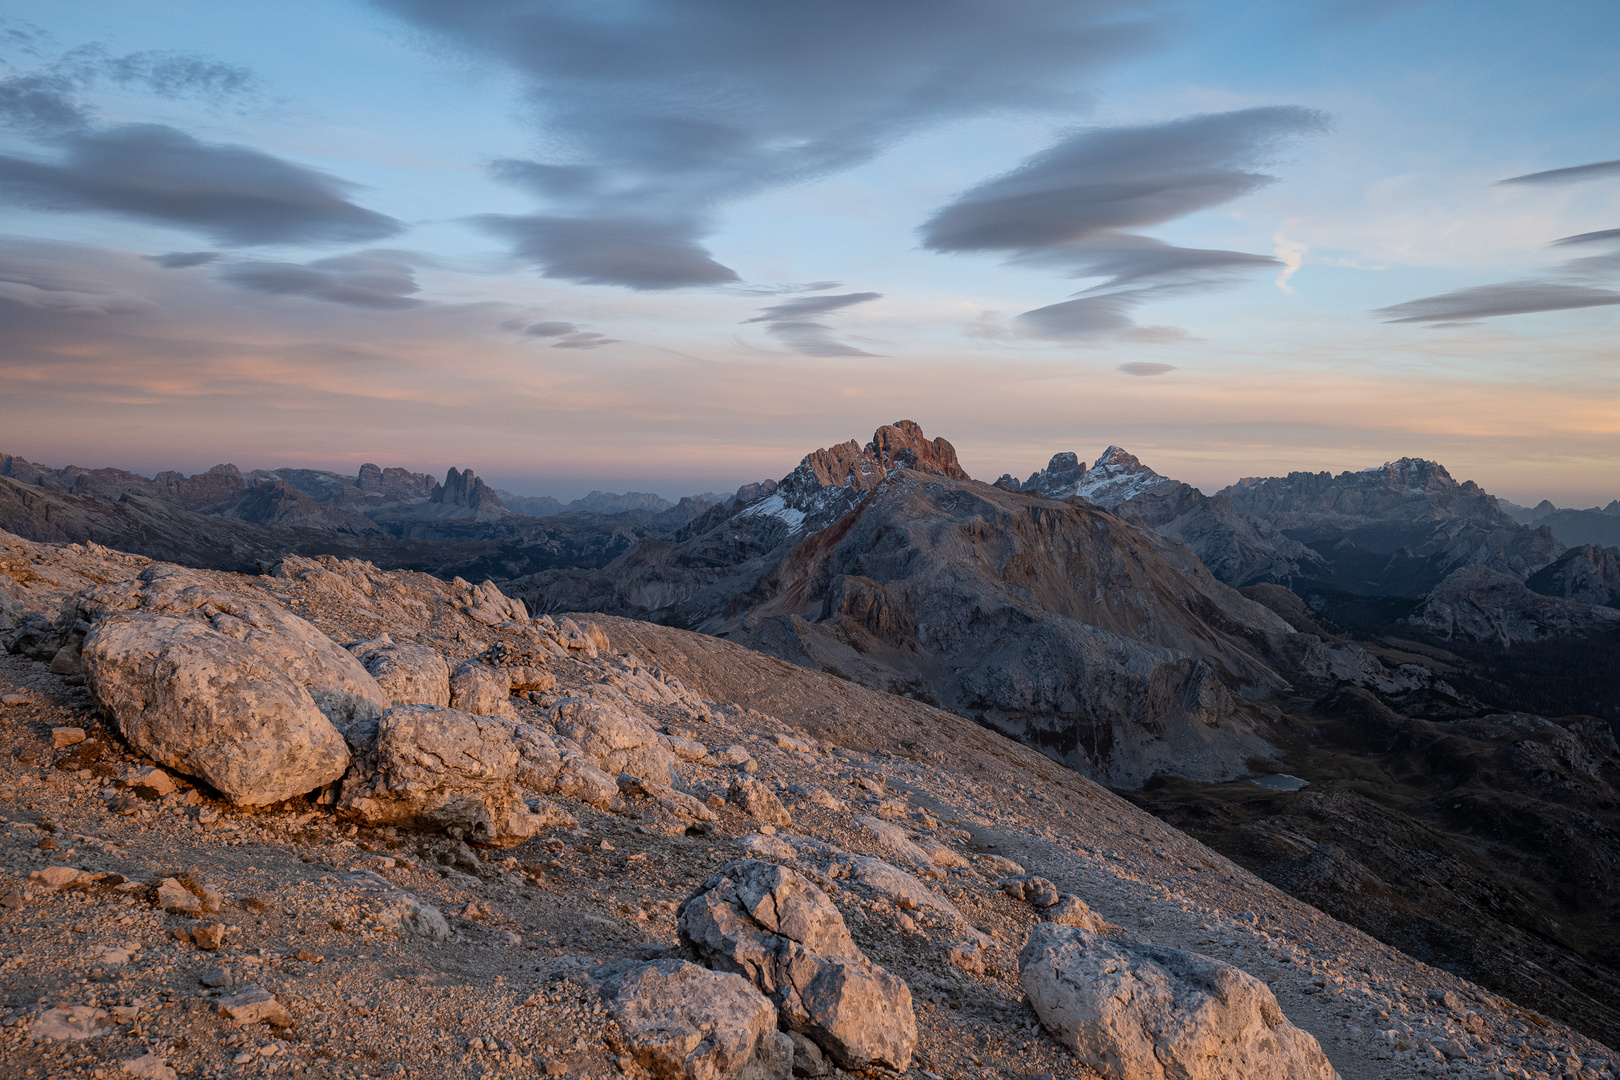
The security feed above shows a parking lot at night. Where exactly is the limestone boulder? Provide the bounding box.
[595,958,791,1080]
[352,639,450,707]
[678,859,916,1072]
[551,697,678,782]
[1019,922,1337,1080]
[76,566,388,805]
[448,662,516,719]
[337,704,544,846]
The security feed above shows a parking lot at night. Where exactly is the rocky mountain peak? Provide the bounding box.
[784,420,968,499]
[427,467,508,520]
[1364,457,1456,494]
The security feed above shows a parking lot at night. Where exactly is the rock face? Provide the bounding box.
[79,566,384,805]
[550,697,678,782]
[1019,922,1336,1080]
[596,958,792,1080]
[678,859,916,1071]
[1410,565,1620,644]
[337,704,541,846]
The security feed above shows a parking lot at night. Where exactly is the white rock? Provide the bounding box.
[32,1005,110,1041]
[448,662,515,719]
[356,643,450,707]
[80,566,383,805]
[122,1053,177,1080]
[1019,923,1337,1080]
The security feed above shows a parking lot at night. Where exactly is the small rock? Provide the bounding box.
[788,1030,830,1077]
[0,889,24,910]
[1046,894,1108,932]
[1,692,33,706]
[215,987,293,1027]
[155,878,202,915]
[52,726,87,749]
[199,968,236,989]
[32,1005,111,1041]
[122,1052,178,1080]
[726,775,792,828]
[123,767,177,798]
[1001,875,1061,908]
[192,924,228,951]
[29,866,91,891]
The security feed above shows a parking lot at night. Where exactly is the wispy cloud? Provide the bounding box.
[1376,281,1620,323]
[921,106,1328,340]
[742,291,881,356]
[1497,159,1620,187]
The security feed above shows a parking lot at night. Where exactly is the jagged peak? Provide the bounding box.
[787,420,968,496]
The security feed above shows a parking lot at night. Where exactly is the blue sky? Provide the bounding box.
[1,0,1617,505]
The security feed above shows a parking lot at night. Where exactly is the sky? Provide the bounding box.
[1,0,1617,507]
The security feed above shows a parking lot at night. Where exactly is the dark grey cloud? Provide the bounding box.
[522,320,575,337]
[921,107,1327,340]
[219,251,421,308]
[742,291,881,356]
[146,251,218,269]
[475,214,736,289]
[378,0,1172,289]
[0,71,92,135]
[0,123,403,246]
[1498,159,1620,187]
[1119,361,1176,376]
[1376,282,1620,323]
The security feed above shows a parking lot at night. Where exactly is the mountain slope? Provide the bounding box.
[515,422,1326,787]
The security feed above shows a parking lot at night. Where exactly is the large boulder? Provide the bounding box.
[1019,923,1337,1080]
[551,697,679,782]
[678,860,916,1072]
[336,704,544,846]
[595,959,792,1080]
[79,566,386,805]
[448,661,516,719]
[352,638,451,707]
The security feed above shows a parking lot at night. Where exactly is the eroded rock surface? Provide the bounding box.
[596,958,792,1080]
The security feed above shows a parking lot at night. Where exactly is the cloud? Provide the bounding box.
[475,214,737,289]
[1553,228,1620,247]
[219,251,422,308]
[379,0,1171,289]
[921,107,1328,339]
[1273,232,1307,292]
[0,124,403,246]
[146,251,218,269]
[1498,159,1620,187]
[522,320,575,337]
[1119,361,1176,375]
[742,291,881,356]
[551,331,616,349]
[1375,282,1620,323]
[98,50,257,101]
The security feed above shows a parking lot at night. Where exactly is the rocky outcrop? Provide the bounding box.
[595,958,792,1080]
[1410,565,1620,645]
[1019,923,1336,1080]
[337,704,545,846]
[77,565,386,805]
[550,697,678,782]
[678,859,917,1071]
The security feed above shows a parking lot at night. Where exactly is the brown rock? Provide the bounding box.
[192,924,228,950]
[215,987,293,1027]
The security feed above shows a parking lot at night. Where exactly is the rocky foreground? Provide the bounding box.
[0,531,1613,1080]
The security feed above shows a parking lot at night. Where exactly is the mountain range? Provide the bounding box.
[2,424,1617,1042]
